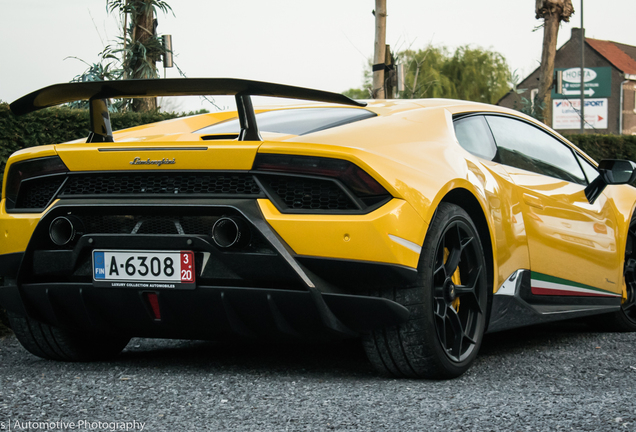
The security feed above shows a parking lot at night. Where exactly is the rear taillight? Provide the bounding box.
[253,154,388,198]
[4,156,68,205]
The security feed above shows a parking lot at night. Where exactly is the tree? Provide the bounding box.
[443,46,511,104]
[535,0,574,126]
[400,47,460,100]
[344,45,512,105]
[108,0,173,112]
[509,70,546,120]
[70,1,172,112]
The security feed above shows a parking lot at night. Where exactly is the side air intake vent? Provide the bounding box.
[258,175,358,210]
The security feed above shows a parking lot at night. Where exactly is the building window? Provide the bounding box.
[531,89,539,108]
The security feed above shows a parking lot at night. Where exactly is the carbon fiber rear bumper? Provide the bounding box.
[0,198,415,339]
[0,283,408,339]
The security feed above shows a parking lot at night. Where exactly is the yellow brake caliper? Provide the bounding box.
[444,248,461,312]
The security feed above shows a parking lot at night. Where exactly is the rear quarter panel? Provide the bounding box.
[264,105,531,291]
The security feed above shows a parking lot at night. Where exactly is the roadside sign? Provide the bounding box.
[553,98,608,129]
[552,67,612,99]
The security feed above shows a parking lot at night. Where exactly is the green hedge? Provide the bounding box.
[563,134,636,163]
[2,102,636,176]
[0,102,191,181]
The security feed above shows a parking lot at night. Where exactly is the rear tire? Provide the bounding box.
[8,311,130,361]
[363,203,488,379]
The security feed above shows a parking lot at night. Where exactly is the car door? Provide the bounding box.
[484,115,622,296]
[453,114,531,285]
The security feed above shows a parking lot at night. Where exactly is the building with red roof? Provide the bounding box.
[498,28,636,135]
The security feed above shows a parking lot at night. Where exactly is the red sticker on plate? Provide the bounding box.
[180,251,194,282]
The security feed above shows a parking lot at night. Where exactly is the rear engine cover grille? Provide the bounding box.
[60,173,261,196]
[11,172,374,213]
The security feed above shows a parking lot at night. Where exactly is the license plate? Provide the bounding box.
[93,250,195,289]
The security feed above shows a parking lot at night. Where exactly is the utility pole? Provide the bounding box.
[384,45,394,99]
[372,0,387,99]
[580,0,585,133]
[535,0,574,126]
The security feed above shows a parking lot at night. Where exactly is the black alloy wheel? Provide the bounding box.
[432,217,485,363]
[363,203,488,379]
[623,256,636,324]
[617,219,636,327]
[594,216,636,331]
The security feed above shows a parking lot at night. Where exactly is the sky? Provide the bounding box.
[1,0,635,112]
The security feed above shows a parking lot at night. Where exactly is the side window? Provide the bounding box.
[453,115,497,160]
[485,115,587,185]
[576,153,599,183]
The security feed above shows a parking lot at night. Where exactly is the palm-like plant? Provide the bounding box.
[71,0,173,112]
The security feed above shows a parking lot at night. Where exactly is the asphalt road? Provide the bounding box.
[1,321,635,431]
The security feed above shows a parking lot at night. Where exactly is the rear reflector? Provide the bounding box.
[145,292,161,320]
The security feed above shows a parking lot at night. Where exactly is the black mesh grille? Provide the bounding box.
[15,177,65,209]
[136,218,181,234]
[260,176,357,210]
[81,215,218,235]
[180,216,218,234]
[59,173,261,196]
[82,215,138,234]
[12,171,371,213]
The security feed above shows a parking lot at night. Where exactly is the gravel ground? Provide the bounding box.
[1,321,635,431]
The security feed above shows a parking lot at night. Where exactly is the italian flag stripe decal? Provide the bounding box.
[531,272,621,298]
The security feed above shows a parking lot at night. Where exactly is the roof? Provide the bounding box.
[586,37,636,75]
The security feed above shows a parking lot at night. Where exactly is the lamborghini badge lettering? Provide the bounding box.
[130,157,176,166]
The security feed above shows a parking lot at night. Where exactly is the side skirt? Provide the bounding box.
[487,270,622,333]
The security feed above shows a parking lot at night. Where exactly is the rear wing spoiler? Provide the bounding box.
[9,78,366,143]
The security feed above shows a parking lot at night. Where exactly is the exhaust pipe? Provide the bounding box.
[212,217,251,248]
[49,216,84,246]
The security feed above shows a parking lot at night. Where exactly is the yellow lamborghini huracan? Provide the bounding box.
[2,78,636,379]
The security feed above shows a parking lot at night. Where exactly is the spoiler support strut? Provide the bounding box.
[88,99,114,143]
[236,94,262,142]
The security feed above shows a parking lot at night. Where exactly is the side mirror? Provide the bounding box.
[585,159,636,204]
